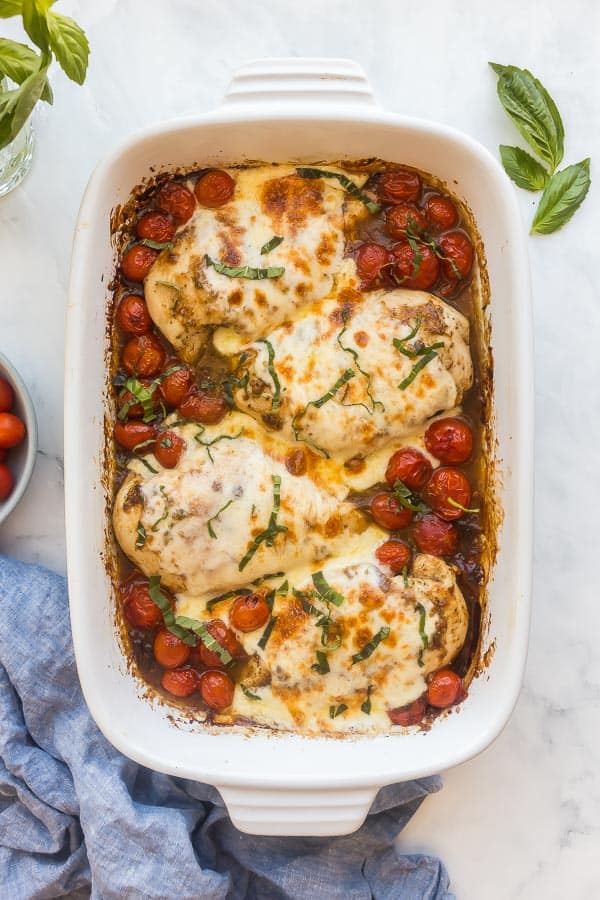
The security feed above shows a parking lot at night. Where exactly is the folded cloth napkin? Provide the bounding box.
[0,555,455,900]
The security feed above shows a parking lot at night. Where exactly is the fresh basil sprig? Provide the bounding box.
[490,63,590,234]
[205,255,284,280]
[0,1,89,151]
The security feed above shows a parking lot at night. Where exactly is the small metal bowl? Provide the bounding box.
[0,351,37,526]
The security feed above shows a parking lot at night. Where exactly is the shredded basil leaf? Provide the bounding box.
[117,376,157,423]
[139,239,174,251]
[257,615,278,650]
[329,703,348,719]
[205,587,251,612]
[206,498,235,539]
[415,602,429,667]
[155,280,180,292]
[336,312,384,414]
[398,349,442,390]
[294,589,322,617]
[311,650,330,674]
[151,485,169,531]
[252,571,285,586]
[137,457,158,474]
[447,497,480,514]
[238,475,288,571]
[175,616,233,664]
[256,338,282,409]
[351,626,391,665]
[135,520,146,549]
[292,369,355,458]
[205,254,284,280]
[260,235,284,254]
[241,684,261,701]
[361,684,374,715]
[194,428,242,463]
[393,480,429,513]
[148,576,196,645]
[311,571,344,607]
[295,167,381,214]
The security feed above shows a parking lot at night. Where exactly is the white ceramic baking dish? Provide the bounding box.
[65,58,533,836]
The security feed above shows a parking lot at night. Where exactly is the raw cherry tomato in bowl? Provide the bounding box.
[0,355,37,523]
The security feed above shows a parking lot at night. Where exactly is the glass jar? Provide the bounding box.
[0,78,35,197]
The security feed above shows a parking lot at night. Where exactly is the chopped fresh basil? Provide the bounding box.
[415,602,429,667]
[135,520,146,549]
[252,571,285,586]
[206,498,235,539]
[311,650,330,675]
[393,480,429,513]
[241,684,261,701]
[320,619,342,653]
[361,684,374,715]
[194,427,242,463]
[398,348,443,391]
[351,626,391,665]
[257,615,277,650]
[295,167,381,214]
[137,457,158,474]
[260,235,284,255]
[329,703,348,719]
[139,239,174,251]
[447,497,480,514]
[148,576,196,645]
[205,254,284,280]
[117,376,157,423]
[256,338,282,409]
[205,587,252,612]
[311,571,344,607]
[292,369,355,458]
[238,475,288,571]
[175,616,233,664]
[294,589,322,617]
[336,312,384,414]
[151,485,169,531]
[155,280,181,292]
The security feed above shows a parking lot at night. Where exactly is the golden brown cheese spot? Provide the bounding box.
[354,625,373,649]
[228,289,243,307]
[316,231,336,266]
[288,250,312,277]
[261,175,324,231]
[294,282,310,299]
[358,583,385,610]
[254,289,268,308]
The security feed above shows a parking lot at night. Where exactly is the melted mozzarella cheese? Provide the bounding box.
[233,289,472,460]
[144,166,363,362]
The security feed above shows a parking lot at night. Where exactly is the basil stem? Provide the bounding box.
[205,254,284,280]
[256,338,282,409]
[295,167,381,214]
[351,626,391,665]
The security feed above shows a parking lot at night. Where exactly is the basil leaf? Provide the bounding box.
[393,480,428,513]
[155,280,180,292]
[489,63,564,173]
[329,703,348,719]
[175,616,233,663]
[137,457,158,474]
[311,571,344,607]
[415,602,429,667]
[336,318,384,414]
[0,38,52,102]
[241,684,261,701]
[139,238,173,251]
[361,684,374,715]
[0,2,25,17]
[292,369,355,458]
[47,10,89,85]
[22,0,50,53]
[206,587,251,612]
[499,145,548,191]
[151,485,169,531]
[257,615,277,650]
[0,57,49,150]
[205,255,284,280]
[260,235,283,254]
[296,167,381,214]
[206,498,235,539]
[118,377,157,423]
[135,520,146,549]
[256,338,281,409]
[531,158,591,235]
[311,650,330,674]
[238,475,288,571]
[148,576,196,645]
[351,626,391,665]
[398,348,441,391]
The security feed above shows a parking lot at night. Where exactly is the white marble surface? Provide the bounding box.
[1,0,599,896]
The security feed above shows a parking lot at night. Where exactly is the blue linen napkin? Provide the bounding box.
[0,555,455,899]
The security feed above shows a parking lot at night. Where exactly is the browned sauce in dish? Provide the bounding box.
[108,162,489,735]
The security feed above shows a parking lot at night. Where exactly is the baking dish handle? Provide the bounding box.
[218,784,378,836]
[222,58,377,109]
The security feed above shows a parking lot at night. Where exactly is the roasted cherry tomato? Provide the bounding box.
[388,696,426,726]
[178,386,228,425]
[154,431,185,468]
[378,169,421,203]
[390,240,440,290]
[116,294,152,335]
[153,627,191,669]
[121,245,159,282]
[155,181,196,225]
[412,514,458,557]
[120,579,167,629]
[0,463,14,500]
[427,668,464,708]
[194,170,235,207]
[194,620,241,669]
[424,195,458,232]
[159,366,194,407]
[117,379,158,419]
[375,539,411,574]
[0,412,25,449]
[438,231,474,281]
[229,593,270,633]
[370,492,413,530]
[161,667,199,697]
[424,417,473,465]
[122,334,166,377]
[199,669,235,711]
[385,203,427,239]
[385,447,433,490]
[114,420,157,450]
[136,210,176,244]
[355,242,389,283]
[424,467,472,521]
[0,377,14,413]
